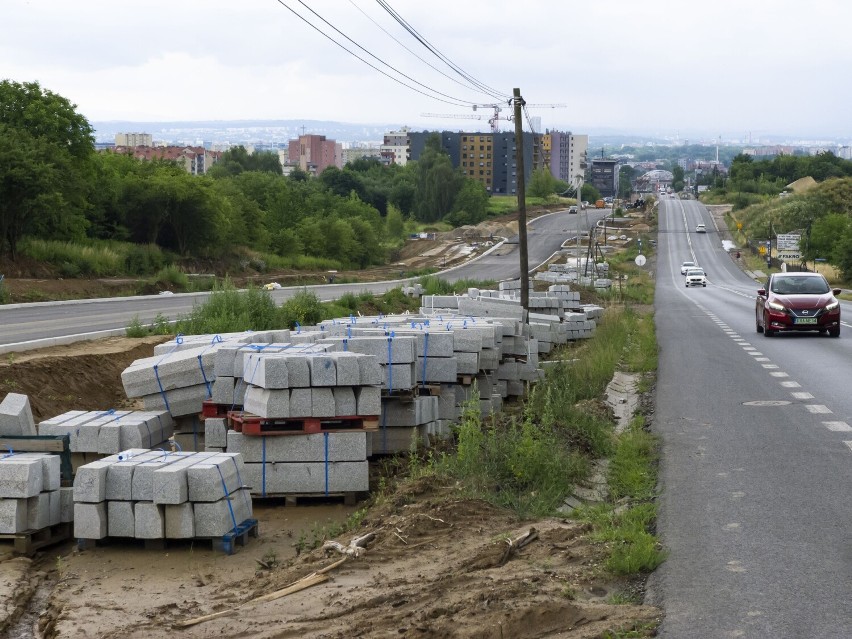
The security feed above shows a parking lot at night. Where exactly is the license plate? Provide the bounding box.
[794,318,818,325]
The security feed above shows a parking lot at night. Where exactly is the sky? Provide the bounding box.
[3,0,852,141]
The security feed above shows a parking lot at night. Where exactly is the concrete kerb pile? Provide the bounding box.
[0,452,68,534]
[535,258,612,288]
[73,450,253,541]
[38,410,175,458]
[0,393,37,436]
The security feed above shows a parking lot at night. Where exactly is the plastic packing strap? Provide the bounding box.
[261,436,267,498]
[216,464,239,533]
[467,316,476,324]
[1,448,15,459]
[197,336,223,399]
[324,432,330,496]
[350,314,356,325]
[386,332,395,394]
[342,338,348,352]
[295,321,301,335]
[230,456,252,512]
[96,408,117,419]
[347,324,352,339]
[152,335,183,414]
[173,440,183,453]
[421,332,430,389]
[143,419,153,448]
[155,414,164,447]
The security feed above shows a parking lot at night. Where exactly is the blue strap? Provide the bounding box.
[261,436,267,498]
[347,324,352,339]
[96,408,116,419]
[343,338,348,352]
[153,365,171,413]
[421,332,430,389]
[295,321,301,334]
[216,465,239,532]
[1,449,15,459]
[387,332,395,393]
[324,432,329,496]
[230,456,252,513]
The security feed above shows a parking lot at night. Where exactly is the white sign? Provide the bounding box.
[634,255,647,267]
[777,250,801,262]
[776,234,801,250]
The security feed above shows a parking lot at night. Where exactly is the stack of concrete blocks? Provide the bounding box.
[0,453,68,534]
[582,305,606,322]
[238,350,383,423]
[548,285,582,312]
[38,410,175,458]
[593,277,613,290]
[371,395,441,454]
[0,393,36,436]
[527,292,564,319]
[122,344,221,418]
[226,431,369,496]
[317,335,418,394]
[73,450,252,541]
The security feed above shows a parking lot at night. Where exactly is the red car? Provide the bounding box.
[756,272,841,337]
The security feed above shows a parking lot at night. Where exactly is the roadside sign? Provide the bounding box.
[634,255,647,267]
[736,222,742,230]
[776,233,801,250]
[758,246,766,255]
[777,250,801,262]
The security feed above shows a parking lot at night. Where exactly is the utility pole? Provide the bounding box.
[513,88,529,311]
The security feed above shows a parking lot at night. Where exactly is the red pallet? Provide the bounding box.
[201,399,235,419]
[227,411,378,436]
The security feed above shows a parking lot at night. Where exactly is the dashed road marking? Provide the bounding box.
[805,405,832,414]
[791,392,814,400]
[844,441,852,453]
[823,422,851,432]
[761,364,779,369]
[780,381,801,388]
[769,372,789,377]
[755,357,770,361]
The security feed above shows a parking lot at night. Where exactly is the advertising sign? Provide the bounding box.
[776,234,801,250]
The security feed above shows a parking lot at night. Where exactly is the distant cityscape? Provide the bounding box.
[92,119,852,155]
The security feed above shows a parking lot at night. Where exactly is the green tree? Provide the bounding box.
[671,165,685,192]
[447,179,489,226]
[413,135,463,222]
[618,165,637,198]
[319,166,366,200]
[385,204,406,241]
[581,183,602,203]
[527,168,557,199]
[0,81,95,256]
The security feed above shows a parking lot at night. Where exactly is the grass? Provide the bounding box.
[608,416,657,501]
[417,275,497,296]
[19,237,172,277]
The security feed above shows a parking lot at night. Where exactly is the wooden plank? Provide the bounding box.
[0,437,66,452]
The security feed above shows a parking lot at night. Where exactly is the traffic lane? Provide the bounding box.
[652,272,852,637]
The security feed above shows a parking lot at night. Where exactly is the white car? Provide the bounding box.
[695,224,707,233]
[685,268,707,287]
[680,261,696,275]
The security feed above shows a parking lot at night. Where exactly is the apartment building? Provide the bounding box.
[114,132,153,147]
[112,145,221,175]
[541,131,588,188]
[287,134,343,174]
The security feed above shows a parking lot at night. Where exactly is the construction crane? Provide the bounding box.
[423,102,567,134]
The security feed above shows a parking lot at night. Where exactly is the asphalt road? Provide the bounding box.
[648,196,852,637]
[0,208,610,347]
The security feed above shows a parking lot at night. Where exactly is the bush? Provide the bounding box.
[175,284,279,334]
[279,290,324,329]
[149,265,189,290]
[125,244,167,275]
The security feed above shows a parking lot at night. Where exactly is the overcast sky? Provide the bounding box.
[3,0,851,140]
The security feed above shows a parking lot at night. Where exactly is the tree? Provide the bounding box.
[618,165,637,198]
[320,166,366,200]
[527,168,557,199]
[447,179,489,226]
[385,204,406,241]
[208,146,282,177]
[671,165,685,192]
[0,81,95,257]
[413,135,463,223]
[581,183,602,203]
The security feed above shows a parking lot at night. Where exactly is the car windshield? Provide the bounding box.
[687,269,704,276]
[682,262,694,268]
[770,276,830,295]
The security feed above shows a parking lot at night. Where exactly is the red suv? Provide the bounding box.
[756,272,841,337]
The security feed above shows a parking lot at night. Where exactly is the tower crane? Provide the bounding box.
[422,103,567,134]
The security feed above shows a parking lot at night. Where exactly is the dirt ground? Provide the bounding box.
[0,206,663,638]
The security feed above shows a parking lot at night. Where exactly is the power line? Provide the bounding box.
[347,0,501,102]
[275,0,475,108]
[374,0,511,102]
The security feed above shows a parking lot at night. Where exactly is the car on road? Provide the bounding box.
[695,223,707,233]
[755,272,841,337]
[568,205,578,214]
[680,260,697,275]
[685,268,707,287]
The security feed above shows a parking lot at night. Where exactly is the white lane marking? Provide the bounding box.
[805,405,832,414]
[748,352,763,357]
[780,381,801,388]
[844,441,852,453]
[824,422,852,432]
[791,392,814,400]
[755,357,770,361]
[743,346,757,351]
[770,372,789,377]
[761,364,779,369]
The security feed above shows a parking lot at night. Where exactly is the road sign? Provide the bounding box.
[758,246,766,255]
[634,255,647,267]
[737,222,743,230]
[776,233,801,250]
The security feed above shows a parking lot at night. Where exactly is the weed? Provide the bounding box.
[125,316,147,338]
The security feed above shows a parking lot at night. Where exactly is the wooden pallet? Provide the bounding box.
[251,492,366,507]
[227,411,378,436]
[77,518,259,555]
[0,522,72,555]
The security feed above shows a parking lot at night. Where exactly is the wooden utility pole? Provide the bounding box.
[513,88,529,311]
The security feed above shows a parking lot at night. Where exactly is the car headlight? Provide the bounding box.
[825,300,839,311]
[767,301,786,311]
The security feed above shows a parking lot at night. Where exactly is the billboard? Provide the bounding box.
[776,234,801,250]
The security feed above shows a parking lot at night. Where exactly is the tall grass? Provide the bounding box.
[175,283,280,334]
[417,276,497,296]
[19,237,170,277]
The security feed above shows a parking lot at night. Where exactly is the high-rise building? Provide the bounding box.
[287,134,343,175]
[115,132,152,147]
[407,130,541,195]
[542,131,588,190]
[381,128,411,165]
[590,158,619,198]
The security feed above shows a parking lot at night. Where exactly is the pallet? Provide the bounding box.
[201,400,238,419]
[227,411,378,436]
[0,522,72,555]
[251,492,366,507]
[77,519,259,555]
